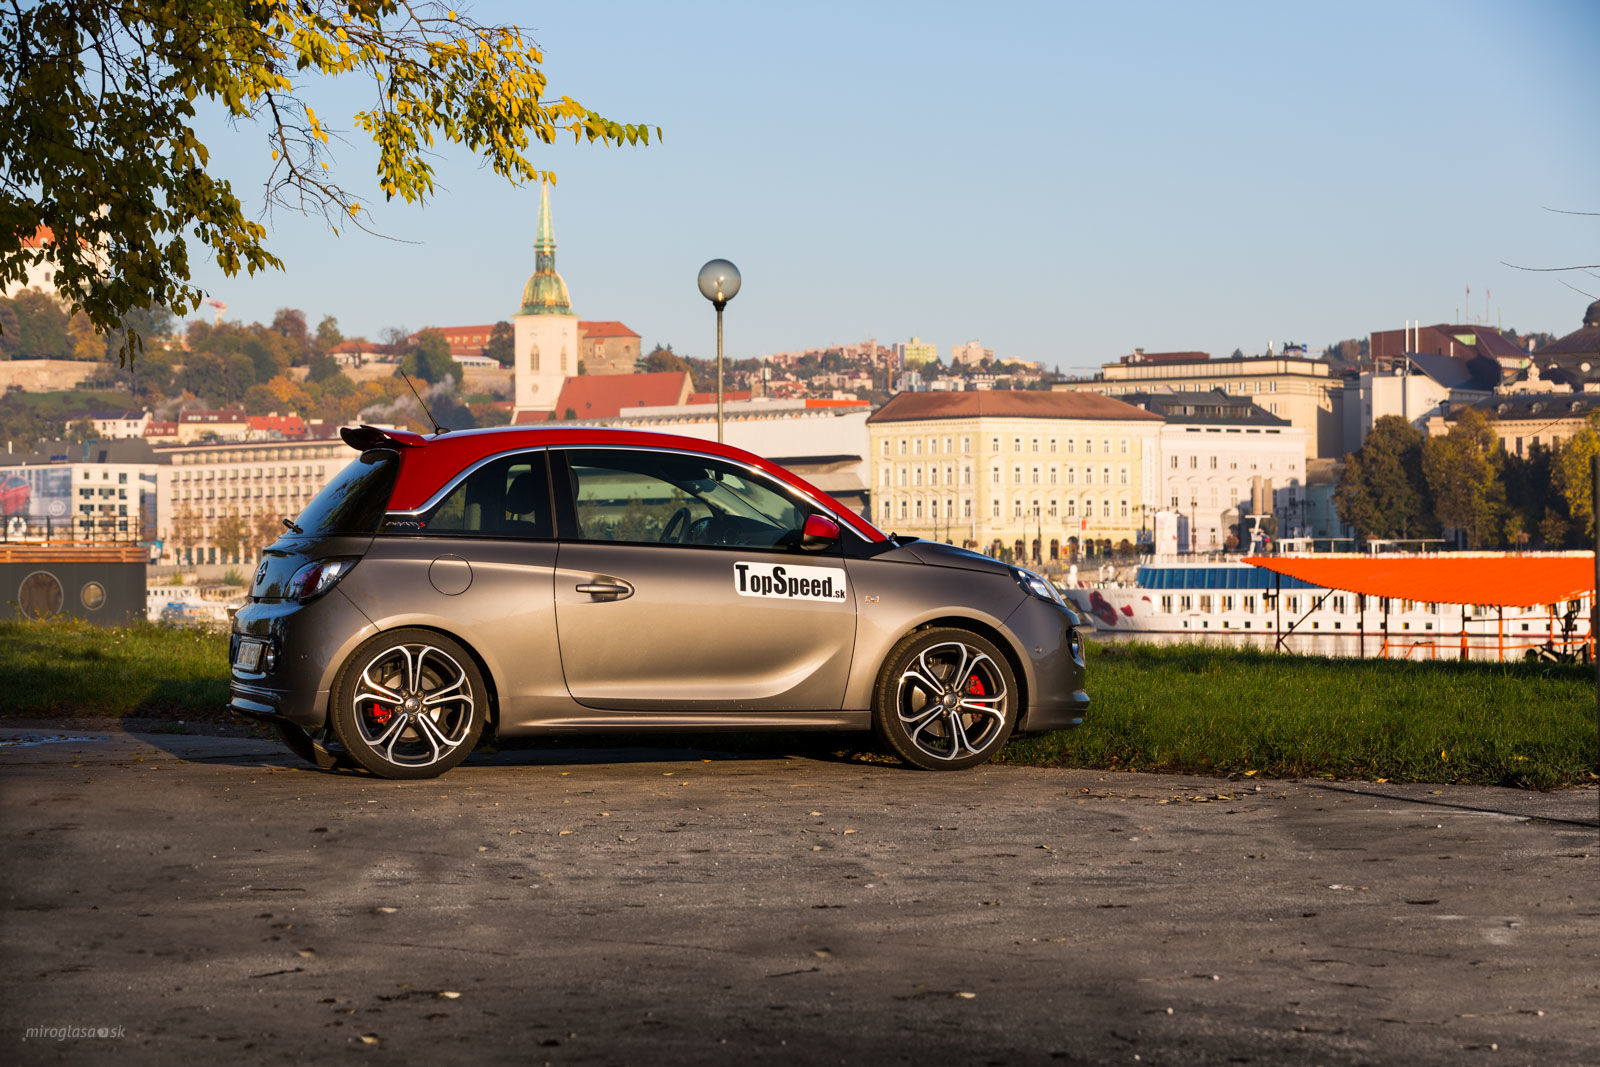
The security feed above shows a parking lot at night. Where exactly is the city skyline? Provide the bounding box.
[180,0,1599,375]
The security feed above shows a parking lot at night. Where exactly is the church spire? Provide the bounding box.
[519,179,573,315]
[535,179,556,272]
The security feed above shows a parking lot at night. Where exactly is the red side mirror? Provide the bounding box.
[801,514,841,551]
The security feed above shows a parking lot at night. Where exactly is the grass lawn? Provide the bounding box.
[1000,642,1596,790]
[1,619,1593,788]
[0,617,231,721]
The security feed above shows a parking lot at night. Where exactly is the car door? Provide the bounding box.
[551,447,856,714]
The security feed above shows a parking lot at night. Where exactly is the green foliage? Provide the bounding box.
[486,321,515,368]
[306,352,342,383]
[1335,416,1433,540]
[638,344,690,375]
[999,643,1594,789]
[314,315,343,356]
[1553,420,1600,539]
[400,328,460,386]
[5,290,70,359]
[0,1,659,360]
[1421,408,1504,547]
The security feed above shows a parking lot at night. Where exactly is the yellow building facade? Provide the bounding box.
[867,392,1163,563]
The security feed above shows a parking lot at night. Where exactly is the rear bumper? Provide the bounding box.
[228,589,376,730]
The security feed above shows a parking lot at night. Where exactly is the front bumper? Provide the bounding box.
[1005,598,1090,733]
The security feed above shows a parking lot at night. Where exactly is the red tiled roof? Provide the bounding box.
[549,371,692,419]
[804,398,871,409]
[247,414,308,436]
[868,391,1162,423]
[579,321,640,339]
[144,421,178,436]
[21,226,53,249]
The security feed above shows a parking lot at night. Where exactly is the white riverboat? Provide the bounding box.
[1060,553,1591,658]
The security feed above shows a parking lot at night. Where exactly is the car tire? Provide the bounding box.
[329,628,487,780]
[273,721,354,772]
[873,627,1017,771]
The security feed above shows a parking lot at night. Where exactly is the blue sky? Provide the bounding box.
[185,0,1600,374]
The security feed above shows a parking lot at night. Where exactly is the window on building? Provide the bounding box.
[1031,438,1040,453]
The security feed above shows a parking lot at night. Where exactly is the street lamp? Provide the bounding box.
[697,259,742,443]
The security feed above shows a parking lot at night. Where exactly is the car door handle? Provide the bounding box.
[576,580,633,600]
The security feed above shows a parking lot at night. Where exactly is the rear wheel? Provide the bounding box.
[330,629,487,780]
[873,628,1016,771]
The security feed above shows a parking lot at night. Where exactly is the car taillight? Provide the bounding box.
[287,558,358,602]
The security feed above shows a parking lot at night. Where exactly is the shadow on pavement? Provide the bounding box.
[1305,778,1599,829]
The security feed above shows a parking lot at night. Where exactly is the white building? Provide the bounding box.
[950,340,994,366]
[1118,389,1308,550]
[512,181,579,418]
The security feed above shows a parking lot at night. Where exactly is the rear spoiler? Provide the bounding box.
[339,424,429,451]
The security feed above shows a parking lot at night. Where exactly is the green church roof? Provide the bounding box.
[519,181,574,316]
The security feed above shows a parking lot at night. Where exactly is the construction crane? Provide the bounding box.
[207,299,227,325]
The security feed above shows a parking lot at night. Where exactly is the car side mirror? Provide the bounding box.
[800,514,840,551]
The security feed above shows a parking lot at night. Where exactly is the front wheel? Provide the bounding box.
[329,629,487,780]
[274,721,354,772]
[873,628,1017,770]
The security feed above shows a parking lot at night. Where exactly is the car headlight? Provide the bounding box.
[287,558,358,602]
[1011,566,1066,608]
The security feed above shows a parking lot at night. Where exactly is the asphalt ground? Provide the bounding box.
[1,725,1597,1066]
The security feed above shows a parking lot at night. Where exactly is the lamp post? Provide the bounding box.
[697,259,742,443]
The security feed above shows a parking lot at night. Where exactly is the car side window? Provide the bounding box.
[418,452,553,539]
[563,449,809,549]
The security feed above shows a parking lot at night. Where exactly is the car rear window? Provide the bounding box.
[292,449,400,537]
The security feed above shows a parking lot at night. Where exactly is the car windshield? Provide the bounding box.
[291,449,400,537]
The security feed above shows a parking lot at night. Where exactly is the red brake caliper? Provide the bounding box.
[370,702,393,724]
[966,675,985,697]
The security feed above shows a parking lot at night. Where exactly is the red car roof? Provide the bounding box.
[342,425,886,543]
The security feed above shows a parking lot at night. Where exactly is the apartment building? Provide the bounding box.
[1054,350,1344,458]
[867,391,1162,563]
[154,433,349,566]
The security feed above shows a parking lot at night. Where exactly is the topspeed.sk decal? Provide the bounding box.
[733,561,847,601]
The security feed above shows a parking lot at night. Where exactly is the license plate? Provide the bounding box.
[234,638,263,671]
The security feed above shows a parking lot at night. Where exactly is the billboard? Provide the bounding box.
[0,466,72,523]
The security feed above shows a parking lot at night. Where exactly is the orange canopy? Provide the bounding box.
[1242,554,1595,609]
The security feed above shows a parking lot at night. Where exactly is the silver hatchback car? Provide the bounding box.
[230,425,1088,779]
